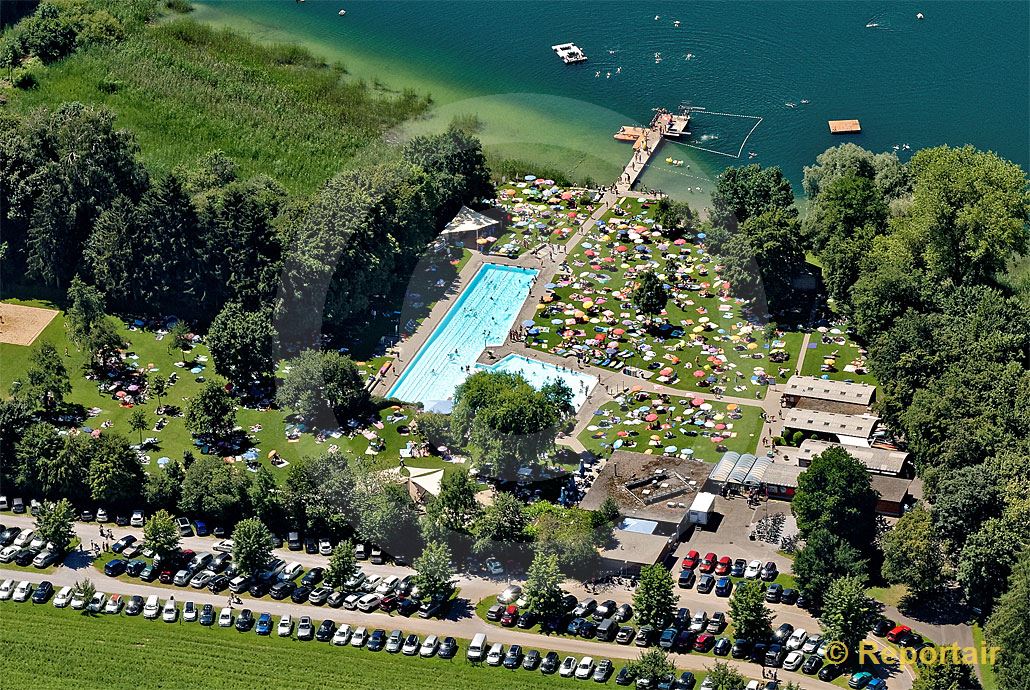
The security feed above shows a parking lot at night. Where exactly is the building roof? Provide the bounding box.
[789,439,909,475]
[870,475,912,504]
[784,375,876,406]
[762,462,804,489]
[743,455,773,487]
[782,408,879,439]
[727,453,758,485]
[581,450,708,523]
[597,529,673,566]
[707,452,739,484]
[440,205,499,236]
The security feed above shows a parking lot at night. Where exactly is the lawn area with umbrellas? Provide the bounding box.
[485,177,596,257]
[799,324,879,386]
[522,196,804,399]
[578,390,765,460]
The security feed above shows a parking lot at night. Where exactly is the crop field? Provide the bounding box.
[0,601,586,690]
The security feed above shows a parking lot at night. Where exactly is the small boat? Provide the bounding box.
[800,99,809,104]
[916,12,924,19]
[338,9,346,16]
[866,22,879,28]
[785,102,797,108]
[685,53,695,60]
[674,20,681,27]
[655,15,660,20]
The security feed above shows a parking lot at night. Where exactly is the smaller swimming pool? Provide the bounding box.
[477,353,597,411]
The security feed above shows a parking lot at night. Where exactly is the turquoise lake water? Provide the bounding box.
[196,0,1028,198]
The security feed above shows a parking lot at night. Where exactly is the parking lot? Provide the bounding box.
[0,512,910,689]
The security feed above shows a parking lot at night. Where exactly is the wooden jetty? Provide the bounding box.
[551,43,587,64]
[828,119,862,134]
[612,109,691,192]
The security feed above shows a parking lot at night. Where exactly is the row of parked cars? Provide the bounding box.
[0,525,64,568]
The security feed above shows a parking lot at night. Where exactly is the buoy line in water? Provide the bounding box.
[678,111,764,159]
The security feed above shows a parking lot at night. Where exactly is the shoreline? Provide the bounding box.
[190,2,718,201]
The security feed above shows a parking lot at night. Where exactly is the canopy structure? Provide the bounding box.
[439,205,501,247]
[726,453,758,486]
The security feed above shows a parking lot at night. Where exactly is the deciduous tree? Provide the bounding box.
[414,540,454,602]
[524,552,564,619]
[231,517,272,577]
[820,575,876,656]
[633,564,676,630]
[143,509,180,561]
[34,498,76,553]
[728,580,774,642]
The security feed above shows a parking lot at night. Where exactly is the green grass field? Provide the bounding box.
[0,600,590,689]
[6,17,428,193]
[0,299,428,484]
[972,624,999,690]
[798,331,878,387]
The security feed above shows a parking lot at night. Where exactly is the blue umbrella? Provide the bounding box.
[524,175,537,181]
[545,282,557,290]
[697,232,707,239]
[522,319,535,327]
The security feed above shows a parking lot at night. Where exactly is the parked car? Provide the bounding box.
[296,616,315,641]
[31,581,54,604]
[575,656,596,680]
[497,584,522,604]
[12,581,33,602]
[849,671,873,689]
[730,559,747,578]
[254,612,273,635]
[886,625,912,643]
[33,549,60,568]
[130,510,145,527]
[183,601,197,622]
[176,517,192,536]
[559,656,578,678]
[765,583,783,603]
[706,612,726,633]
[715,556,732,576]
[124,595,144,616]
[786,628,808,650]
[678,569,696,589]
[540,651,561,674]
[715,577,732,597]
[760,561,778,581]
[332,624,353,646]
[681,550,700,570]
[802,634,822,654]
[366,629,386,651]
[697,574,716,594]
[522,648,540,669]
[802,654,823,675]
[315,619,336,642]
[439,636,458,659]
[713,637,732,656]
[111,535,137,554]
[699,552,717,573]
[103,594,123,613]
[594,660,614,683]
[419,634,440,657]
[162,598,178,622]
[819,664,845,682]
[502,644,523,668]
[385,629,403,653]
[53,586,74,608]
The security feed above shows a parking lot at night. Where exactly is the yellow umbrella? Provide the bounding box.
[747,342,758,350]
[583,300,594,309]
[692,326,704,333]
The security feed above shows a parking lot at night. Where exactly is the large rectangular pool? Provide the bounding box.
[388,264,538,407]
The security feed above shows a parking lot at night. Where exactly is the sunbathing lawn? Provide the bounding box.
[486,182,595,257]
[0,601,599,690]
[524,196,803,400]
[798,329,878,387]
[1,299,434,485]
[972,624,999,690]
[579,393,764,462]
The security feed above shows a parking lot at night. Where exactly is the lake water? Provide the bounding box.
[195,0,1029,200]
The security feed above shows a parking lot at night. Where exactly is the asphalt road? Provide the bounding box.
[0,513,910,690]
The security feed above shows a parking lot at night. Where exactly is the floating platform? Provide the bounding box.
[828,119,862,134]
[552,43,587,64]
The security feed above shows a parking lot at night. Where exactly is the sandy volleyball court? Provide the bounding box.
[0,303,59,346]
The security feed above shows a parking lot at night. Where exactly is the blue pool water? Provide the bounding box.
[388,264,538,407]
[478,353,597,411]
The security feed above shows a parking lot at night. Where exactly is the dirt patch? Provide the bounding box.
[0,303,59,346]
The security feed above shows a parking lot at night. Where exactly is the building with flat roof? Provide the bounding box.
[776,439,912,477]
[782,375,876,409]
[439,205,501,248]
[869,475,914,516]
[782,408,879,447]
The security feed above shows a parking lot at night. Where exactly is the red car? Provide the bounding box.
[699,552,718,573]
[681,550,700,570]
[500,604,519,627]
[714,556,732,576]
[886,625,911,643]
[693,633,715,652]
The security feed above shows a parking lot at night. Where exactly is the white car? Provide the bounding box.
[485,557,504,575]
[12,581,33,602]
[280,562,303,581]
[343,592,362,610]
[277,615,293,636]
[356,593,381,612]
[53,586,73,607]
[350,626,368,647]
[343,572,366,590]
[96,508,109,523]
[0,579,15,600]
[131,510,145,527]
[70,590,88,610]
[190,570,216,589]
[162,598,178,622]
[87,592,107,613]
[33,549,60,568]
[575,656,596,680]
[218,607,233,627]
[0,545,18,562]
[420,635,440,657]
[783,651,804,671]
[689,611,708,633]
[486,643,505,666]
[497,585,522,604]
[28,535,46,551]
[744,560,762,579]
[13,529,33,548]
[143,595,161,619]
[104,594,124,614]
[319,540,333,556]
[786,628,808,651]
[376,575,400,595]
[332,624,352,646]
[559,656,578,678]
[213,539,234,553]
[802,634,823,654]
[183,601,198,622]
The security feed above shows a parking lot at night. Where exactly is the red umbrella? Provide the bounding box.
[693,370,705,378]
[594,333,606,341]
[659,367,674,376]
[617,430,629,437]
[645,413,659,422]
[568,211,578,218]
[561,191,573,200]
[602,256,615,263]
[616,245,628,252]
[715,423,726,430]
[613,328,625,336]
[584,249,596,257]
[673,238,687,245]
[115,390,127,398]
[691,397,705,406]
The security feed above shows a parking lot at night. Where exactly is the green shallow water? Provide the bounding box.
[194,0,1028,199]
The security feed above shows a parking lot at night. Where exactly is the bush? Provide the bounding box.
[96,78,121,94]
[12,69,37,89]
[164,0,193,13]
[791,430,805,446]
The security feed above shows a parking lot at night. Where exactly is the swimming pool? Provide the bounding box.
[478,353,597,411]
[388,264,538,407]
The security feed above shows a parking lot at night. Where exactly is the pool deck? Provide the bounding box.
[378,190,813,457]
